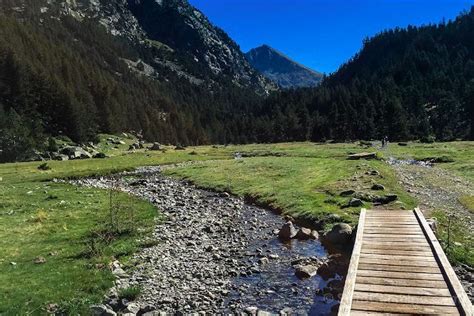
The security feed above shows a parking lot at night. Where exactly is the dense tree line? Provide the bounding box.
[1,5,473,162]
[251,8,474,142]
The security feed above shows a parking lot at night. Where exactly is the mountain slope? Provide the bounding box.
[245,45,323,88]
[1,0,274,93]
[0,0,272,162]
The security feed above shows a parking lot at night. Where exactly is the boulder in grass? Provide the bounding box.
[60,146,92,159]
[371,183,385,191]
[347,152,377,160]
[375,194,398,204]
[348,198,363,207]
[340,189,355,197]
[93,152,107,159]
[149,142,162,151]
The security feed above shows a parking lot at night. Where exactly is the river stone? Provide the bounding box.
[124,302,140,314]
[296,227,313,240]
[295,264,318,279]
[245,306,258,315]
[324,223,353,245]
[90,304,116,316]
[278,221,297,240]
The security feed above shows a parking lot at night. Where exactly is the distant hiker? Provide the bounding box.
[381,137,385,148]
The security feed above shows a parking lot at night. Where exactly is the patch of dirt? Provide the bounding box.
[389,160,474,301]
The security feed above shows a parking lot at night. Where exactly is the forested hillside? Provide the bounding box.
[0,1,266,162]
[255,8,474,142]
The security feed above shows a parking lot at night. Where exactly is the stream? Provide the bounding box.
[73,167,344,315]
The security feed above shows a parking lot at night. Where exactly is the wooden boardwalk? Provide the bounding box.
[339,208,473,316]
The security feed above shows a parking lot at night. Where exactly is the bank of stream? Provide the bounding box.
[73,167,347,315]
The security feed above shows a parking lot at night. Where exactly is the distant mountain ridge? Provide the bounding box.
[245,45,323,88]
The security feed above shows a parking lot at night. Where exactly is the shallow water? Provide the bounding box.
[225,205,341,315]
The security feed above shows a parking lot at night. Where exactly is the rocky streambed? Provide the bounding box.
[73,167,346,315]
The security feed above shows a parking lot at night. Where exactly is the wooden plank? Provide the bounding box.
[356,276,448,288]
[362,240,427,246]
[359,257,439,267]
[358,263,441,274]
[357,270,444,281]
[363,236,428,242]
[353,291,456,306]
[366,218,417,222]
[364,234,428,239]
[360,248,433,256]
[359,253,436,262]
[366,211,413,215]
[350,311,411,316]
[351,300,460,314]
[365,216,415,219]
[362,244,431,251]
[365,224,420,228]
[338,209,366,316]
[364,228,423,233]
[414,208,473,315]
[355,283,451,297]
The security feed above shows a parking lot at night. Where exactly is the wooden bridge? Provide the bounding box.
[339,208,473,316]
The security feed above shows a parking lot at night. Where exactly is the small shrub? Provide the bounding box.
[33,209,48,223]
[118,286,142,301]
[38,163,51,171]
[431,155,454,163]
[420,135,435,143]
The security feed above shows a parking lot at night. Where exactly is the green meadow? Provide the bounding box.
[0,140,472,313]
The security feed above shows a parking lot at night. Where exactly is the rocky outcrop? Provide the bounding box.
[25,0,275,93]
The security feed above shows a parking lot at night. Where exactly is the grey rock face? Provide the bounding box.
[35,0,275,93]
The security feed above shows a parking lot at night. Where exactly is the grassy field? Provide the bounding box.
[386,141,474,181]
[0,139,472,313]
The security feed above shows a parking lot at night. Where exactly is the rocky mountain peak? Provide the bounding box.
[246,44,323,89]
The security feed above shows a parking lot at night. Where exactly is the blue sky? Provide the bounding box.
[188,0,473,74]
